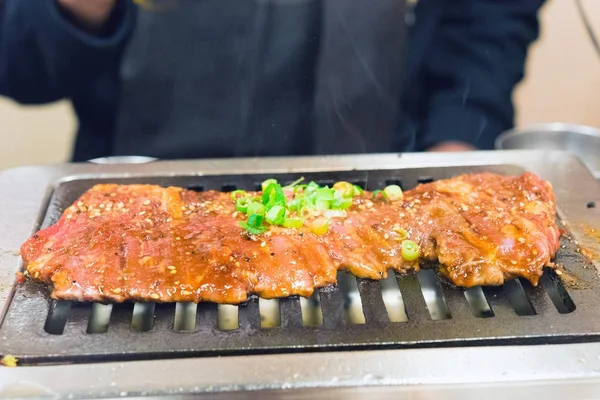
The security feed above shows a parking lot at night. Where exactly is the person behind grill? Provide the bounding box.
[0,0,544,162]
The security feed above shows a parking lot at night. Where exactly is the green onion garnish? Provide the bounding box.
[401,240,420,261]
[384,185,403,201]
[261,179,278,192]
[235,197,251,213]
[265,205,286,225]
[239,213,266,235]
[283,218,303,228]
[247,202,265,216]
[284,176,305,189]
[372,189,383,199]
[230,190,247,200]
[331,197,352,210]
[311,218,330,235]
[234,177,365,234]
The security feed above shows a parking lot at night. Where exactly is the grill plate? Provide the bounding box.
[2,164,600,365]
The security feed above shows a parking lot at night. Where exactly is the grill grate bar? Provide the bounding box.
[280,296,305,328]
[357,279,389,324]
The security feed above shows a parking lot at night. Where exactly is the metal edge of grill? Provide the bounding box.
[1,151,600,399]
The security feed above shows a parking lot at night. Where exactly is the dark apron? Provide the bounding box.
[113,0,407,159]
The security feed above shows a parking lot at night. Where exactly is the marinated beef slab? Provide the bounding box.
[20,172,560,304]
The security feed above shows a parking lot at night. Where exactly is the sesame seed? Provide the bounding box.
[150,293,160,300]
[143,200,151,205]
[189,205,195,211]
[174,281,180,285]
[99,204,105,209]
[170,270,177,274]
[145,230,153,234]
[235,262,240,267]
[176,237,181,241]
[112,288,121,294]
[384,233,389,239]
[110,193,117,197]
[261,241,266,247]
[144,218,153,225]
[181,206,187,211]
[117,202,124,209]
[182,290,192,296]
[34,271,40,278]
[167,265,176,270]
[232,212,238,218]
[139,211,146,216]
[185,252,191,255]
[511,260,517,265]
[518,237,526,244]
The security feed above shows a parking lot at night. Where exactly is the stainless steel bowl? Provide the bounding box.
[87,156,157,164]
[496,123,600,177]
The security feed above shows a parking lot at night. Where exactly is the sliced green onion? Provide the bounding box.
[384,185,403,201]
[239,221,266,235]
[353,185,364,196]
[283,218,303,228]
[333,181,355,198]
[315,187,335,201]
[261,179,278,192]
[235,197,251,213]
[372,189,384,199]
[262,183,286,208]
[311,218,330,235]
[247,202,265,216]
[287,198,304,212]
[230,190,247,200]
[331,197,352,210]
[392,225,408,240]
[284,176,305,189]
[265,205,286,225]
[401,240,420,261]
[247,213,264,228]
[315,199,331,211]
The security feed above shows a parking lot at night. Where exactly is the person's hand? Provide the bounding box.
[427,141,475,152]
[57,0,118,32]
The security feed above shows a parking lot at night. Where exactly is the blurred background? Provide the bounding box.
[0,0,599,170]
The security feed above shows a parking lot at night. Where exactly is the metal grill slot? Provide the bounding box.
[173,302,197,332]
[300,293,323,327]
[221,184,237,192]
[218,304,239,330]
[540,270,576,314]
[259,298,281,328]
[186,185,204,192]
[503,279,536,316]
[417,270,451,320]
[380,272,408,322]
[351,180,366,189]
[417,176,434,184]
[464,287,494,318]
[130,303,155,332]
[44,300,72,335]
[87,303,113,333]
[338,271,366,325]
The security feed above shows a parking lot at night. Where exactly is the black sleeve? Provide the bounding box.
[0,0,135,104]
[416,0,545,150]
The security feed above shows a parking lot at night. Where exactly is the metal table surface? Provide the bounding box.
[1,150,600,399]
